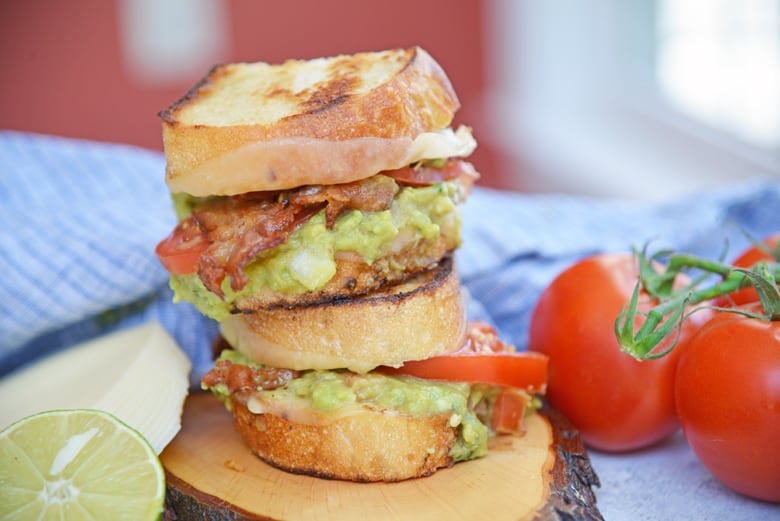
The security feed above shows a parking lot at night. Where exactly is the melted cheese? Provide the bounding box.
[406,125,477,164]
[167,126,477,196]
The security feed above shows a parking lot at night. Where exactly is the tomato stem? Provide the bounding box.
[616,247,780,360]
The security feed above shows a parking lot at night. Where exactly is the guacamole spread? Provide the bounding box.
[170,177,464,321]
[205,349,489,462]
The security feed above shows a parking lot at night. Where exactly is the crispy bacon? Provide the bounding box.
[288,174,399,228]
[194,195,324,295]
[201,359,299,394]
[188,160,474,296]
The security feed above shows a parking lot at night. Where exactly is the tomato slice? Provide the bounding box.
[383,351,548,392]
[492,388,533,434]
[155,217,209,275]
[383,159,477,186]
[381,322,548,393]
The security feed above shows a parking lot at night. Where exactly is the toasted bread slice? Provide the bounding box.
[220,256,467,374]
[231,398,457,482]
[160,47,468,195]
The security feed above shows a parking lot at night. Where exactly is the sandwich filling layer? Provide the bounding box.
[202,349,540,464]
[166,165,476,320]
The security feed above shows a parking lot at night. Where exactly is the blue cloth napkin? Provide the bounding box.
[1,130,778,389]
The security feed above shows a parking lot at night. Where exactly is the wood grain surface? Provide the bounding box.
[161,392,602,520]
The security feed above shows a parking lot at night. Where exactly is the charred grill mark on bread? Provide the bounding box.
[241,255,452,312]
[158,64,221,126]
[215,256,466,373]
[159,48,463,192]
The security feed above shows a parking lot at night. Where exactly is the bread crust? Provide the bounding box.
[231,399,456,482]
[160,47,461,194]
[220,256,467,373]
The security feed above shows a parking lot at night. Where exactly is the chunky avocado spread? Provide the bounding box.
[205,349,489,462]
[170,177,464,321]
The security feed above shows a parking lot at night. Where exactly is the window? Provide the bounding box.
[656,0,780,151]
[487,0,780,200]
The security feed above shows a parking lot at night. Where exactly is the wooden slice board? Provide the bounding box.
[161,392,602,521]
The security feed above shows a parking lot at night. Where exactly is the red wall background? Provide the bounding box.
[1,0,514,188]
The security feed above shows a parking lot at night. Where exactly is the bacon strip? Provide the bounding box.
[188,160,474,296]
[288,174,399,228]
[201,359,300,394]
[195,196,325,295]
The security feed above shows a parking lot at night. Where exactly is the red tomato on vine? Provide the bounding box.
[675,303,780,502]
[528,253,707,452]
[718,233,779,306]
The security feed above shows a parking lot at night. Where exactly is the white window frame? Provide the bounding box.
[485,0,779,201]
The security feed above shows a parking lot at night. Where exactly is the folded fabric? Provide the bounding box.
[1,130,778,390]
[460,179,780,347]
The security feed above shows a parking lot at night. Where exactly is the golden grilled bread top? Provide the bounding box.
[161,47,458,135]
[159,47,474,196]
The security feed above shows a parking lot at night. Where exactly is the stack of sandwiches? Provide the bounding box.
[156,47,547,482]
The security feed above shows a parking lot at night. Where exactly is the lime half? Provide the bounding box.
[0,409,165,521]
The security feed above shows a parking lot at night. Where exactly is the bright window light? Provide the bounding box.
[656,0,780,150]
